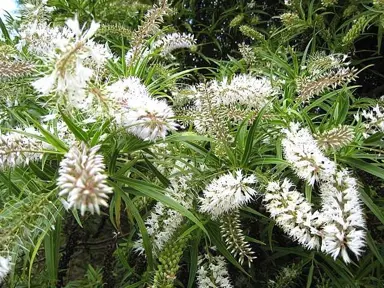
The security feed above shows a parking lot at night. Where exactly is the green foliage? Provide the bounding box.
[0,0,384,287]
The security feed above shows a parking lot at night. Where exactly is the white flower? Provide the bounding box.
[17,1,55,31]
[32,73,57,95]
[360,105,384,138]
[57,142,113,215]
[153,32,196,57]
[105,77,178,141]
[125,47,150,66]
[282,122,336,185]
[197,253,233,288]
[134,181,193,255]
[120,97,177,141]
[0,129,44,170]
[199,170,258,218]
[0,256,11,285]
[217,74,277,110]
[238,43,256,64]
[193,74,276,112]
[264,178,322,249]
[43,119,77,147]
[184,75,277,140]
[31,16,112,110]
[106,76,150,104]
[134,201,184,255]
[320,169,366,263]
[17,22,71,56]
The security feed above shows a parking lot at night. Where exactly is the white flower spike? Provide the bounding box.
[58,142,113,215]
[282,122,336,185]
[320,169,366,263]
[199,170,258,218]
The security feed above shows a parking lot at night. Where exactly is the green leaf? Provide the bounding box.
[251,158,288,166]
[143,155,171,187]
[305,182,312,203]
[359,188,384,225]
[316,261,343,287]
[44,216,62,286]
[113,176,208,235]
[267,220,275,252]
[366,232,384,266]
[119,187,154,270]
[60,110,89,142]
[0,171,21,196]
[26,115,68,152]
[363,132,384,145]
[29,162,52,181]
[187,231,201,288]
[71,209,83,228]
[269,247,311,258]
[341,157,384,181]
[241,102,269,166]
[90,120,111,146]
[29,230,50,287]
[241,207,269,219]
[318,256,355,286]
[306,259,314,288]
[165,133,211,143]
[245,236,266,246]
[181,141,220,165]
[0,16,11,44]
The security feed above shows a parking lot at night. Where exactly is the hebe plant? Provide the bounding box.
[0,0,383,287]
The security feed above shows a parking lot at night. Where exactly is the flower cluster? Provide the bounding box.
[320,169,366,263]
[0,60,34,79]
[188,83,232,143]
[321,0,338,7]
[178,74,277,144]
[305,53,349,75]
[0,129,44,170]
[220,210,256,266]
[268,263,302,288]
[342,16,367,47]
[57,142,113,215]
[106,77,178,141]
[359,105,384,138]
[197,253,233,288]
[315,125,355,150]
[282,122,336,185]
[265,179,322,249]
[134,161,195,254]
[297,53,357,101]
[19,0,54,24]
[199,170,258,218]
[152,234,191,288]
[153,32,196,58]
[278,122,367,262]
[32,16,112,110]
[134,187,190,255]
[265,172,366,264]
[0,256,11,285]
[280,12,302,28]
[238,43,256,65]
[135,205,176,254]
[17,22,71,56]
[212,74,277,110]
